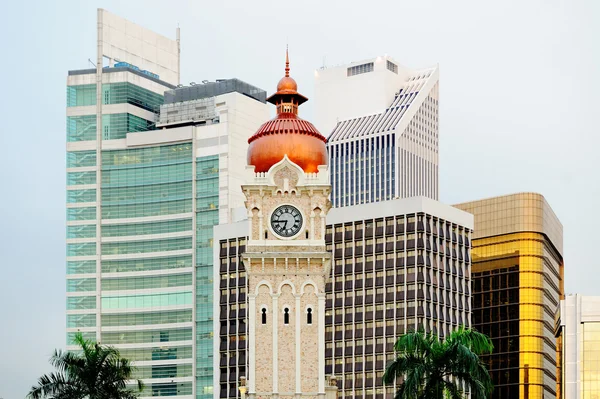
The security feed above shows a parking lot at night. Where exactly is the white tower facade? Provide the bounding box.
[242,158,332,399]
[240,53,337,399]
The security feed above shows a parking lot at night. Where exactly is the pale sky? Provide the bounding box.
[0,1,599,398]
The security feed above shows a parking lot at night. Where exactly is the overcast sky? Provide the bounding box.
[1,0,599,398]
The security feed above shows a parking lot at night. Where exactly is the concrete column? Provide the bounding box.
[318,294,326,394]
[295,294,302,397]
[272,294,279,395]
[248,293,257,395]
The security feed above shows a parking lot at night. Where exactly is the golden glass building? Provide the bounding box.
[454,193,564,399]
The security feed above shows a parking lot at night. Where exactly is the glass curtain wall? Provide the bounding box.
[196,155,220,398]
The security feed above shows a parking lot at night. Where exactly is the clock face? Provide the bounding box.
[270,205,303,238]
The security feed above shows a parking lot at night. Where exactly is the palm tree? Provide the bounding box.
[383,326,494,399]
[28,333,143,399]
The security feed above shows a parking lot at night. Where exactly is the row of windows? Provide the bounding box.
[101,309,192,327]
[258,307,313,325]
[67,313,96,328]
[101,237,193,255]
[67,82,164,113]
[67,278,95,292]
[103,82,165,112]
[102,218,192,238]
[66,115,96,142]
[136,382,193,397]
[330,134,396,207]
[66,331,96,344]
[386,60,398,74]
[101,162,192,187]
[66,295,96,309]
[67,150,96,168]
[102,198,193,219]
[67,189,96,203]
[196,156,219,176]
[101,291,193,309]
[327,282,468,297]
[197,179,219,198]
[134,364,192,379]
[67,82,165,112]
[67,207,96,221]
[118,345,192,361]
[66,84,96,107]
[67,171,96,186]
[101,255,192,273]
[67,243,96,257]
[327,257,470,276]
[66,113,155,142]
[101,328,193,344]
[326,351,396,363]
[102,143,192,169]
[101,273,192,291]
[347,62,374,77]
[67,260,96,274]
[327,217,469,238]
[102,181,193,206]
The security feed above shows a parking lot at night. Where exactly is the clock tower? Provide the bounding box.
[242,51,336,399]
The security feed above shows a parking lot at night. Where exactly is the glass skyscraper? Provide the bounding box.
[454,193,564,399]
[66,65,192,396]
[66,10,268,399]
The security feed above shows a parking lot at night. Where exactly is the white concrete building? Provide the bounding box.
[556,294,600,399]
[314,56,440,207]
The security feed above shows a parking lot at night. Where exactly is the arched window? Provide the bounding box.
[261,308,267,325]
[307,308,313,325]
[284,308,290,325]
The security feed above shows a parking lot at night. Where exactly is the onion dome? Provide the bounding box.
[247,49,327,173]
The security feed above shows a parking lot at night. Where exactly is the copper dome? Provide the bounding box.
[276,76,298,93]
[247,50,327,173]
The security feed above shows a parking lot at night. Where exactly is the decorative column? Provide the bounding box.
[248,293,256,399]
[295,293,302,398]
[272,293,279,397]
[318,293,326,395]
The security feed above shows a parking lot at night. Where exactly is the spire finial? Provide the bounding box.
[285,46,290,77]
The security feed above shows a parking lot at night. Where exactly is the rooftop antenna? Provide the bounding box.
[88,58,96,68]
[176,23,181,86]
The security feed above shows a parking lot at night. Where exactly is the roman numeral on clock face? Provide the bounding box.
[270,205,303,238]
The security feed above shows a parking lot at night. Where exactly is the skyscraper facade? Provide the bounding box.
[555,294,600,399]
[454,192,564,399]
[66,10,268,399]
[315,57,440,207]
[215,196,474,399]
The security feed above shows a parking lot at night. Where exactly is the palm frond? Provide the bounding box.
[384,326,494,399]
[29,332,142,399]
[28,372,77,399]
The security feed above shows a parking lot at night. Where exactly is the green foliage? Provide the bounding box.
[383,326,494,399]
[28,333,143,399]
